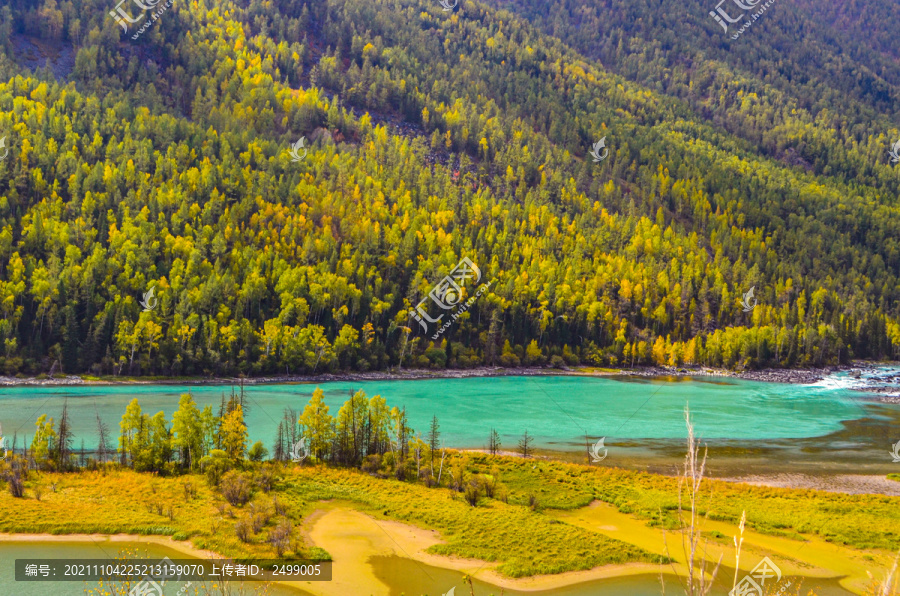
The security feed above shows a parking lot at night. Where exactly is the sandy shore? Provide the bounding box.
[0,532,223,558]
[301,504,666,595]
[0,513,666,595]
[301,501,888,595]
[550,500,887,595]
[721,473,900,496]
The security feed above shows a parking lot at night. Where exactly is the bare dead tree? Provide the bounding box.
[488,428,501,455]
[273,421,286,462]
[517,430,533,458]
[437,442,447,484]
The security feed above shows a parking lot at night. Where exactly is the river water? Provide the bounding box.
[1,371,899,476]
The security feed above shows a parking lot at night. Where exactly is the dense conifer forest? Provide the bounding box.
[0,0,898,377]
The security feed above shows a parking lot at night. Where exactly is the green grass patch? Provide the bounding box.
[2,455,899,578]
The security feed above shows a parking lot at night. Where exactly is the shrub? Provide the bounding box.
[449,459,468,491]
[424,346,447,368]
[268,518,292,557]
[220,471,252,506]
[146,501,166,516]
[272,496,286,517]
[249,501,272,533]
[464,482,480,507]
[476,473,498,498]
[248,442,269,462]
[361,454,382,475]
[182,480,196,501]
[199,449,231,486]
[235,517,252,543]
[255,468,275,493]
[1,457,27,498]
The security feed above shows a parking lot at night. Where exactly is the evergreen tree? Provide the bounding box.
[56,399,74,471]
[96,414,111,464]
[427,416,441,469]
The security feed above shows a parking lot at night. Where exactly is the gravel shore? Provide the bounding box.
[721,473,900,496]
[0,361,894,390]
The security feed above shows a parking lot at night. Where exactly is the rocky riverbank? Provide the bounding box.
[622,365,835,384]
[0,367,552,387]
[0,361,896,393]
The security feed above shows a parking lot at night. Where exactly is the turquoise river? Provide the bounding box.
[1,372,898,475]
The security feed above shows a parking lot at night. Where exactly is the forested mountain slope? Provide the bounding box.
[0,0,897,377]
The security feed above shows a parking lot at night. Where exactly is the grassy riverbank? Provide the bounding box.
[1,455,898,593]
